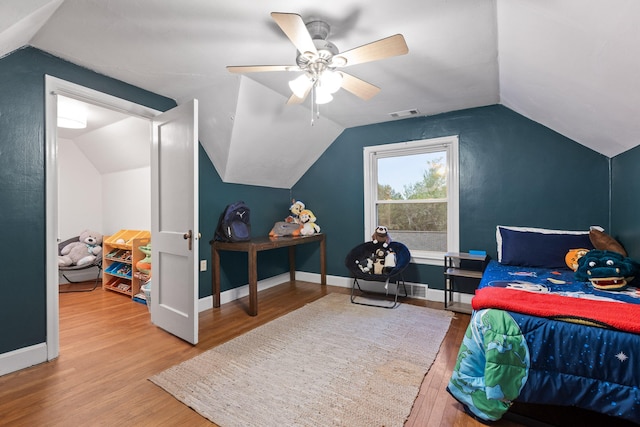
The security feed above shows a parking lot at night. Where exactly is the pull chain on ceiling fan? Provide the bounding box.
[227,12,409,125]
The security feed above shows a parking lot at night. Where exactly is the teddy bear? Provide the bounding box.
[58,229,103,267]
[372,225,392,248]
[296,209,321,236]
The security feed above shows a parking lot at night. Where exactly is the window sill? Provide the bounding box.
[409,251,447,266]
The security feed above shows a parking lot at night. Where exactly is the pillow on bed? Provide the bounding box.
[497,226,594,268]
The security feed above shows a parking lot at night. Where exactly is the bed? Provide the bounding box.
[447,226,640,425]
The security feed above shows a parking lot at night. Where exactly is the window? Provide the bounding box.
[363,136,459,265]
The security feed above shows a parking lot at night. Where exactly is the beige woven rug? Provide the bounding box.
[149,293,453,427]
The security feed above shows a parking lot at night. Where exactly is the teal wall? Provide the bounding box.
[293,105,610,288]
[0,46,617,359]
[612,146,640,257]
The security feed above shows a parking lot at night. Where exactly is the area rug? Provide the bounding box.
[149,293,453,427]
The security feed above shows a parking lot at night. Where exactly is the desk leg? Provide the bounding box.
[320,235,327,286]
[248,246,258,316]
[213,246,221,308]
[289,246,296,282]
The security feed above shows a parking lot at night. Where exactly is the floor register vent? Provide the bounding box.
[404,283,428,300]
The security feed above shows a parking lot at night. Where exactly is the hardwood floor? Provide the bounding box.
[0,281,523,426]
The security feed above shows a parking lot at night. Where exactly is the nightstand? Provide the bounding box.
[444,252,488,313]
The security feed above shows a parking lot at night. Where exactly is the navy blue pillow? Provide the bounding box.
[497,226,594,269]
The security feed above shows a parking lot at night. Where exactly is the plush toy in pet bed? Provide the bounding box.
[58,229,103,267]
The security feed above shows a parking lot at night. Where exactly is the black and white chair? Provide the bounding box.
[344,241,411,308]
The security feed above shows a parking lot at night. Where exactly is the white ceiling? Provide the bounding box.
[2,0,639,188]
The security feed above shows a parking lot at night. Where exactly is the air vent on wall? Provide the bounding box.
[389,108,420,118]
[404,283,427,299]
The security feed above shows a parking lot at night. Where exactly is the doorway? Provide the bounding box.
[45,76,163,360]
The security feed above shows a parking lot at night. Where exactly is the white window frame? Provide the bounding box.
[363,135,459,266]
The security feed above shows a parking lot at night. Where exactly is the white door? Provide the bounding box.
[150,99,199,344]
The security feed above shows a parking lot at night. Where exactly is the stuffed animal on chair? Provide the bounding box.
[372,225,392,248]
[58,229,103,267]
[372,248,386,275]
[355,256,374,273]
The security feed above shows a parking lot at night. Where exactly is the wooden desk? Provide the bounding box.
[211,233,326,316]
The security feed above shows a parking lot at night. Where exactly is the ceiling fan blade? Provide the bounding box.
[340,72,381,100]
[271,12,318,58]
[334,34,408,67]
[287,92,308,105]
[227,65,298,73]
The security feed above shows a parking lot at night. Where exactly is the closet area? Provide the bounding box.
[57,96,152,304]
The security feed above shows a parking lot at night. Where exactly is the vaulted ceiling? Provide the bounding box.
[2,1,639,188]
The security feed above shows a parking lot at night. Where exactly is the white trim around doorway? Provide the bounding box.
[44,75,161,362]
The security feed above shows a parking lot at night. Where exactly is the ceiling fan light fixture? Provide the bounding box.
[320,70,343,94]
[289,74,311,98]
[314,87,333,105]
[228,12,409,125]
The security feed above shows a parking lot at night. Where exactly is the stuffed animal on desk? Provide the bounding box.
[297,209,321,236]
[285,199,305,224]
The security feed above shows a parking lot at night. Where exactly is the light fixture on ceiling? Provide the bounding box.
[57,96,87,129]
[289,69,343,104]
[227,13,409,126]
[288,47,344,124]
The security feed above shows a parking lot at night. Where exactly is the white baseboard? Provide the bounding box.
[199,271,473,311]
[198,273,291,312]
[0,343,48,377]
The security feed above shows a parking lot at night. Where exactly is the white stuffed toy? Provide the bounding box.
[355,257,373,273]
[58,229,103,267]
[383,248,397,274]
[297,209,321,236]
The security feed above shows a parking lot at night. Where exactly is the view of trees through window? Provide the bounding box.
[376,151,448,251]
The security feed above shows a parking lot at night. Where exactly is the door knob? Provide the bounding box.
[183,230,193,250]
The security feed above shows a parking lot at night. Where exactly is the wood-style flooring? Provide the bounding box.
[0,281,540,426]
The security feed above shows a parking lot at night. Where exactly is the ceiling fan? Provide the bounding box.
[227,12,409,106]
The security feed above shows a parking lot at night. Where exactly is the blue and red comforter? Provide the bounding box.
[447,261,640,424]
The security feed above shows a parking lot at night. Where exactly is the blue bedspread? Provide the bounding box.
[479,260,640,304]
[447,261,640,424]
